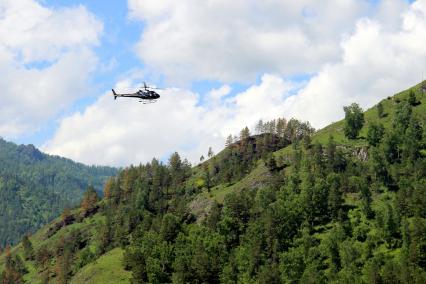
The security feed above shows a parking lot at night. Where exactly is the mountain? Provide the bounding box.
[1,82,425,283]
[0,139,117,246]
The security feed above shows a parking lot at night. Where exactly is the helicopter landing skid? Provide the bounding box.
[140,100,157,104]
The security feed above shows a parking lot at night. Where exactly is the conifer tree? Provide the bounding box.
[367,122,385,146]
[1,246,25,284]
[103,177,115,200]
[343,103,364,139]
[61,207,72,226]
[208,147,214,158]
[276,118,286,138]
[97,211,112,255]
[81,185,99,212]
[240,126,250,141]
[327,173,343,220]
[255,119,264,134]
[408,90,417,106]
[393,101,412,133]
[55,252,71,284]
[22,235,34,261]
[377,102,384,118]
[225,134,233,147]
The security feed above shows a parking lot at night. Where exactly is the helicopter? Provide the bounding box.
[112,82,161,103]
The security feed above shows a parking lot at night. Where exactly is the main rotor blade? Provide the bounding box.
[139,86,163,90]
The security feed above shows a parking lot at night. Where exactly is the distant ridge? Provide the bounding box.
[1,82,425,283]
[0,138,117,246]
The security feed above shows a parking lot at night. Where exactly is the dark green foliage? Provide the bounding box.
[203,201,222,230]
[393,101,412,133]
[160,213,180,242]
[81,185,99,212]
[326,135,347,172]
[343,103,365,139]
[173,226,227,283]
[327,173,343,221]
[75,247,96,270]
[3,88,426,283]
[0,139,117,246]
[408,90,418,106]
[1,248,27,284]
[367,122,385,146]
[382,131,401,164]
[97,211,113,255]
[377,102,385,118]
[21,235,34,261]
[208,118,313,187]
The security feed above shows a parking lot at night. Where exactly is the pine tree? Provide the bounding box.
[35,245,51,270]
[326,135,336,171]
[377,102,385,118]
[240,126,250,141]
[351,177,373,218]
[1,246,25,284]
[81,185,99,212]
[408,90,417,106]
[61,207,73,226]
[55,252,71,284]
[97,211,112,255]
[103,177,115,200]
[343,103,364,139]
[255,119,264,134]
[208,147,214,158]
[22,235,34,260]
[393,101,412,134]
[225,134,233,147]
[402,117,423,161]
[367,122,385,147]
[169,152,183,187]
[327,173,343,220]
[276,118,286,138]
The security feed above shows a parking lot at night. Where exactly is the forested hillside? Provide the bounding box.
[1,83,425,283]
[0,139,117,246]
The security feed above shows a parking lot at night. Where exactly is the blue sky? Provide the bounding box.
[14,0,262,147]
[15,0,144,145]
[13,0,310,147]
[1,0,425,166]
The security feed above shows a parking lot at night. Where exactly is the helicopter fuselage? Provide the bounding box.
[112,89,160,102]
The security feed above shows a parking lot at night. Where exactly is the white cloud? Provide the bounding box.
[43,75,295,166]
[0,0,102,137]
[43,86,210,166]
[0,0,101,62]
[128,0,372,83]
[45,0,426,167]
[279,0,426,128]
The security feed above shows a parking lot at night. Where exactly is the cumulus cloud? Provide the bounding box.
[280,0,426,127]
[128,0,375,83]
[42,0,426,167]
[43,75,298,166]
[0,0,102,137]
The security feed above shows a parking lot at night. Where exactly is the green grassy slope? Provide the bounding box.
[70,248,131,284]
[191,82,426,216]
[200,162,270,204]
[0,139,117,246]
[312,82,426,145]
[276,81,426,155]
[2,82,425,283]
